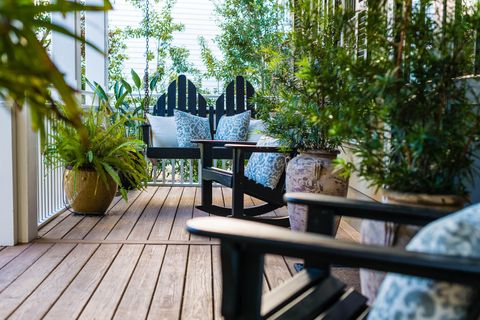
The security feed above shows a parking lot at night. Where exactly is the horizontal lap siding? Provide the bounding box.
[109,0,223,92]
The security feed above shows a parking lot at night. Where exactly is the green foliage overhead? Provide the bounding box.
[200,0,289,93]
[0,0,111,145]
[44,107,148,200]
[337,0,480,195]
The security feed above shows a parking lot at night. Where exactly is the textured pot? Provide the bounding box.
[286,150,349,232]
[360,190,465,304]
[64,168,117,215]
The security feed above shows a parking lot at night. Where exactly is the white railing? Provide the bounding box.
[37,119,66,226]
[151,159,201,186]
[150,159,231,186]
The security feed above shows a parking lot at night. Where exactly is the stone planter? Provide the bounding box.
[286,150,349,232]
[64,167,117,215]
[360,190,465,304]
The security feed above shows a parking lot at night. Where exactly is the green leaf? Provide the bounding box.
[101,162,121,186]
[131,69,141,89]
[86,150,93,163]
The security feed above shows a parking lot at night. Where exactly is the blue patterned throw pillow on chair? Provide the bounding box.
[174,110,211,148]
[215,110,251,141]
[244,135,285,189]
[369,203,480,320]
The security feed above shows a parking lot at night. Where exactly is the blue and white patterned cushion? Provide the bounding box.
[174,110,211,147]
[244,135,285,189]
[215,110,251,141]
[369,204,480,320]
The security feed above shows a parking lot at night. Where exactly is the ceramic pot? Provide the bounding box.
[64,167,117,215]
[360,190,465,304]
[286,150,349,232]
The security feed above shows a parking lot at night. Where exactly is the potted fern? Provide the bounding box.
[44,107,148,214]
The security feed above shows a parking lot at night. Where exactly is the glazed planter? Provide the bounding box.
[360,190,465,303]
[64,167,117,215]
[286,150,349,232]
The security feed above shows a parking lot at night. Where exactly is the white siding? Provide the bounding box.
[108,0,223,91]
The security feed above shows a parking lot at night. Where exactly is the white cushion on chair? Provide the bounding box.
[247,119,266,142]
[369,203,480,320]
[146,114,178,147]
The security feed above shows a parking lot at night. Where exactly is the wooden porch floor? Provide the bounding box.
[0,187,360,320]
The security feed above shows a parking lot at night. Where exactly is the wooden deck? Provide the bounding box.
[0,187,360,320]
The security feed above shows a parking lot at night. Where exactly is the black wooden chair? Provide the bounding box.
[187,193,480,319]
[141,75,256,161]
[195,141,294,227]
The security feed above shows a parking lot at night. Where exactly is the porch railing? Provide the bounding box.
[37,119,66,226]
[150,159,231,186]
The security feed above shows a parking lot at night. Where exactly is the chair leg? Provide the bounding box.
[201,180,213,207]
[231,148,245,217]
[221,241,264,320]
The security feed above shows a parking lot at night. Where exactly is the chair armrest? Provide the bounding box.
[140,123,151,147]
[187,217,480,286]
[224,144,293,153]
[285,193,453,226]
[192,139,257,146]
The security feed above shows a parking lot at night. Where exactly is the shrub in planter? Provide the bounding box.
[259,1,354,231]
[334,0,480,302]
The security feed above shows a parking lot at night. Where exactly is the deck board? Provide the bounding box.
[79,244,144,320]
[148,245,189,320]
[9,244,99,320]
[0,244,31,271]
[107,188,157,241]
[0,244,76,319]
[0,187,359,320]
[0,243,53,293]
[44,244,122,320]
[149,187,183,241]
[181,245,213,319]
[128,187,171,241]
[114,245,166,320]
[83,190,142,241]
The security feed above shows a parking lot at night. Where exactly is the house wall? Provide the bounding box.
[108,0,222,92]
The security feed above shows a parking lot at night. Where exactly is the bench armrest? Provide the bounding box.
[187,217,480,286]
[224,144,293,153]
[192,139,257,146]
[285,193,453,226]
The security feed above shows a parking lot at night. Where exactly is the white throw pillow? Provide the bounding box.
[247,119,266,142]
[146,114,178,148]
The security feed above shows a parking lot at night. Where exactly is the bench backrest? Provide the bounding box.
[152,75,256,134]
[215,76,255,130]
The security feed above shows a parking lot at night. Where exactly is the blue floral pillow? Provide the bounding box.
[244,135,285,189]
[215,110,251,141]
[174,110,211,147]
[369,203,480,320]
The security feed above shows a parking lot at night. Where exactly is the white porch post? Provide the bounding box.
[15,108,39,243]
[0,104,16,246]
[85,0,109,89]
